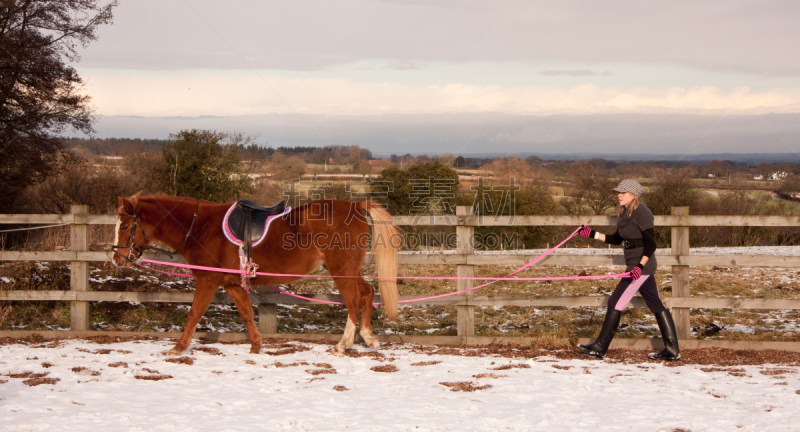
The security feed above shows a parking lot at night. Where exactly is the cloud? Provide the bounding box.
[383,61,424,70]
[78,0,800,75]
[84,70,800,117]
[542,70,614,77]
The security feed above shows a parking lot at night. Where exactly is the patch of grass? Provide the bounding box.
[377,305,457,336]
[91,309,115,323]
[0,262,71,291]
[1,301,70,330]
[167,309,188,327]
[277,304,348,334]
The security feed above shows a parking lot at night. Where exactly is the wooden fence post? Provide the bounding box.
[258,302,277,335]
[671,206,691,339]
[456,206,475,338]
[70,205,90,331]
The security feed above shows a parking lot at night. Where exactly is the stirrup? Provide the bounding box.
[237,246,258,293]
[238,246,259,278]
[243,261,259,278]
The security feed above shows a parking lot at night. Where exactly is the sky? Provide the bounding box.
[72,0,800,156]
[2,338,800,431]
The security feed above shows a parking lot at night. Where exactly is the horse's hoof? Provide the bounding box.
[167,348,183,357]
[249,347,261,354]
[332,346,345,356]
[367,339,380,350]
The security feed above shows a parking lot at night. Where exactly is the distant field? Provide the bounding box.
[305,163,354,173]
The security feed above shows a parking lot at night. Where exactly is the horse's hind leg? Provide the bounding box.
[357,278,380,350]
[170,277,217,356]
[333,280,360,355]
[223,284,263,354]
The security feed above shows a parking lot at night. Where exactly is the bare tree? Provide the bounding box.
[349,145,361,163]
[435,153,455,167]
[0,0,118,212]
[567,161,617,215]
[645,167,699,215]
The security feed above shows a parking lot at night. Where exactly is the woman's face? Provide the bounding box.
[618,192,636,207]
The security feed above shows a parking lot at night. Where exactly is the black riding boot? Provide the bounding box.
[648,310,681,361]
[577,308,621,358]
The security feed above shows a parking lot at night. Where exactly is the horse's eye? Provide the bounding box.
[120,225,128,230]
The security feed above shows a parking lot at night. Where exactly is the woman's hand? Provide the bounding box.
[578,225,595,238]
[629,264,644,280]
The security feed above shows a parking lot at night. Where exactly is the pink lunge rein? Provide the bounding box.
[137,227,632,305]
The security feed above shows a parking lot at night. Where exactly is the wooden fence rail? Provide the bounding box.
[2,205,800,352]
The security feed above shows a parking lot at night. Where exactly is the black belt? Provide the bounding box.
[622,238,645,249]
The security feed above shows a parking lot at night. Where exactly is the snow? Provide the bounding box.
[4,245,800,430]
[2,339,799,431]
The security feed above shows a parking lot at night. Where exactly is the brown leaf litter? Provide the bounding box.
[439,381,492,392]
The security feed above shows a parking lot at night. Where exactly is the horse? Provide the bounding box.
[112,194,400,355]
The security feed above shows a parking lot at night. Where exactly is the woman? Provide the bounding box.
[576,179,680,361]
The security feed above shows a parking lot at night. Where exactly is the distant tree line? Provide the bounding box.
[64,137,170,156]
[7,129,800,251]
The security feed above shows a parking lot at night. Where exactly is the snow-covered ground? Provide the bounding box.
[3,246,800,431]
[1,338,799,432]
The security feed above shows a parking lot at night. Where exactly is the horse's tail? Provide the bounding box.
[358,200,401,321]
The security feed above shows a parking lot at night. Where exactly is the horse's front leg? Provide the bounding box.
[224,284,262,354]
[170,277,217,356]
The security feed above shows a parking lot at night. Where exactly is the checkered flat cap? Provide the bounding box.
[612,179,644,197]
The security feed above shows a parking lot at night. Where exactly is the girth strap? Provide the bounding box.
[178,199,200,255]
[240,202,254,268]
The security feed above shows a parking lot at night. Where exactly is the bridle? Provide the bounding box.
[111,207,149,264]
[111,199,200,265]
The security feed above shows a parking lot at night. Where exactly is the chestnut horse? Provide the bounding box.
[112,194,400,355]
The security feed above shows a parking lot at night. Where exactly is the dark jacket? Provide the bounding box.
[604,203,657,275]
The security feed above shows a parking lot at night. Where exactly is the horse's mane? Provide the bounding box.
[120,193,206,214]
[129,193,200,205]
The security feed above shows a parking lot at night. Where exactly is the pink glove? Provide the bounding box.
[578,225,595,238]
[629,264,643,280]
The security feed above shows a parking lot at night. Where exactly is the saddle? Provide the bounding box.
[222,199,291,286]
[223,199,289,247]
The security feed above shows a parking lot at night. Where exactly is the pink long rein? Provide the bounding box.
[136,227,632,305]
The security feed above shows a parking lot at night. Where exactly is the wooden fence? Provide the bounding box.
[2,205,800,352]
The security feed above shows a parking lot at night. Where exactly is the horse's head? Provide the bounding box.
[112,196,150,267]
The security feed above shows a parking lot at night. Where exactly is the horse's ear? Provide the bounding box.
[118,197,134,214]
